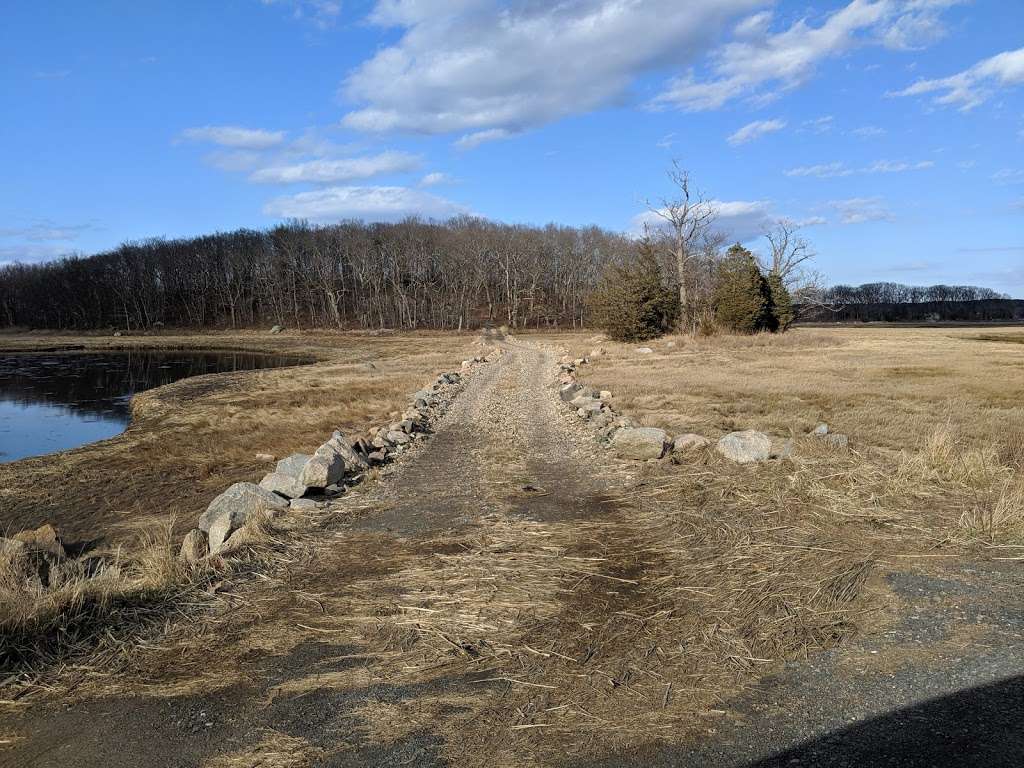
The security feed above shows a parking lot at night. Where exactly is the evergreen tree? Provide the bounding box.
[587,241,681,341]
[766,271,795,331]
[713,244,773,334]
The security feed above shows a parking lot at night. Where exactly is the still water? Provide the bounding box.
[0,350,303,463]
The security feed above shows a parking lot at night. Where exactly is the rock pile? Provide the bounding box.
[177,352,498,562]
[557,353,848,465]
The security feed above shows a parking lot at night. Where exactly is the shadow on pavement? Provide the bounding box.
[741,674,1024,768]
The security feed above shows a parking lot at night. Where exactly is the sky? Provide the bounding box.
[1,0,1022,296]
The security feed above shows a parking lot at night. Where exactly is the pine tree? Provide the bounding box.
[713,244,773,334]
[766,271,794,331]
[587,241,681,341]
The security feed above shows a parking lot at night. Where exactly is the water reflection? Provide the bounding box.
[0,350,304,462]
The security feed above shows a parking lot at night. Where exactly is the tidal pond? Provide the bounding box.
[0,349,304,462]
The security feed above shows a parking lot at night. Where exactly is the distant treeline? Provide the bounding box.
[799,282,1022,323]
[0,218,632,331]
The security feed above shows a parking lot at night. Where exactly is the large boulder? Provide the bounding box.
[299,452,344,488]
[326,431,369,470]
[610,427,668,460]
[260,471,307,499]
[559,382,583,402]
[276,453,311,477]
[13,524,65,560]
[198,482,288,535]
[717,430,772,463]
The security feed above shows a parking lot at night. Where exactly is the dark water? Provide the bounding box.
[0,350,304,463]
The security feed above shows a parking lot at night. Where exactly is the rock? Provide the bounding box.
[259,471,307,499]
[179,529,208,564]
[216,519,269,556]
[672,433,711,452]
[198,482,288,534]
[290,498,320,512]
[716,431,772,464]
[367,450,388,464]
[811,423,829,436]
[113,331,122,337]
[255,453,275,462]
[0,537,32,576]
[387,430,412,445]
[559,382,583,402]
[823,433,849,449]
[207,514,234,552]
[300,452,344,488]
[610,427,668,460]
[599,390,612,400]
[636,347,653,354]
[574,400,603,417]
[327,431,369,470]
[13,524,65,560]
[276,453,311,477]
[666,341,677,348]
[270,325,284,334]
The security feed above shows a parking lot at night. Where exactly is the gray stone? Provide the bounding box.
[811,423,829,436]
[290,498,320,512]
[672,433,712,452]
[255,452,275,462]
[716,430,772,464]
[610,427,668,460]
[387,430,412,445]
[328,431,369,470]
[179,529,208,564]
[367,450,388,464]
[270,325,284,334]
[260,471,307,499]
[599,390,612,400]
[276,453,311,477]
[198,482,288,534]
[559,382,583,402]
[300,452,344,488]
[636,347,654,354]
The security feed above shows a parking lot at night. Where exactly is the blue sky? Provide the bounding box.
[1,0,1022,295]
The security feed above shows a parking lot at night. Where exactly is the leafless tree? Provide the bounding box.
[763,219,815,286]
[645,161,717,332]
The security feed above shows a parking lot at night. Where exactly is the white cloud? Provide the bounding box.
[248,151,421,183]
[851,125,886,137]
[179,125,286,149]
[889,46,1024,110]
[655,0,955,112]
[633,199,776,243]
[727,118,786,145]
[454,128,516,150]
[342,0,763,135]
[828,197,894,224]
[419,172,451,187]
[802,115,834,133]
[262,0,341,29]
[992,168,1024,184]
[785,158,933,177]
[785,162,853,178]
[263,185,469,222]
[0,220,93,242]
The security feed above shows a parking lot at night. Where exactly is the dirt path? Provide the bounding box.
[3,341,1023,767]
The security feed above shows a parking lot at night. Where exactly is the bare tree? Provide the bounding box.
[763,219,815,286]
[645,161,717,332]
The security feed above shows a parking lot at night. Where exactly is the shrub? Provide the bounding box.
[713,244,773,334]
[587,242,680,342]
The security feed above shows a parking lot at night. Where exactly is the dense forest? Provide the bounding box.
[0,218,633,331]
[801,282,1022,323]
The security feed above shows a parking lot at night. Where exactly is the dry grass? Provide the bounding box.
[0,329,478,545]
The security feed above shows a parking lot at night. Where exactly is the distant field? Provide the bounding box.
[0,330,478,546]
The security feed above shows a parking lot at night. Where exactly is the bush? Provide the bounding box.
[713,244,773,334]
[587,242,680,342]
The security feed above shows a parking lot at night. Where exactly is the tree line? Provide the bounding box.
[823,282,1009,305]
[0,218,634,331]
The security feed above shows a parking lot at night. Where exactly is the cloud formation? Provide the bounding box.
[727,118,786,145]
[263,185,469,222]
[785,159,933,177]
[179,125,286,149]
[828,197,893,224]
[889,46,1024,110]
[248,151,421,183]
[341,0,762,135]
